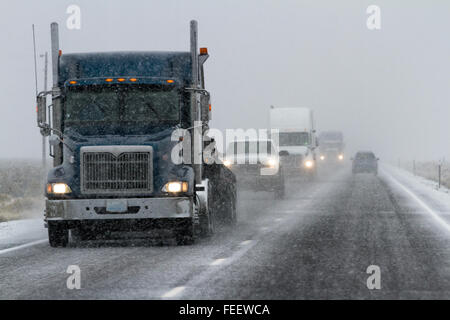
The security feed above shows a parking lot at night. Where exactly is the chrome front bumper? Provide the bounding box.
[45,197,193,221]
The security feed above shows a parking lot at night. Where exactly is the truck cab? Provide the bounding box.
[37,21,236,247]
[318,131,345,164]
[269,106,318,178]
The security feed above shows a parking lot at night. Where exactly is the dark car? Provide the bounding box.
[352,151,378,174]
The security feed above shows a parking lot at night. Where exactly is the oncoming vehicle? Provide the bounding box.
[223,139,285,199]
[269,106,318,178]
[318,131,345,164]
[351,151,379,175]
[36,21,237,247]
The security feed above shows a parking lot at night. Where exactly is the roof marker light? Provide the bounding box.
[167,79,174,83]
[69,80,77,84]
[129,78,138,82]
[200,47,208,55]
[117,78,125,82]
[105,78,114,82]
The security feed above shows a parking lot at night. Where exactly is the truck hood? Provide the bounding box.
[228,153,275,165]
[47,126,195,199]
[278,146,309,156]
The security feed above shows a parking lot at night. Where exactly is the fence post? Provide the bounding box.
[438,163,441,189]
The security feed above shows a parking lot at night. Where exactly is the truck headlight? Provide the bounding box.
[304,160,314,168]
[338,154,344,160]
[47,183,72,194]
[223,159,232,168]
[162,181,188,193]
[264,158,278,168]
[320,155,325,161]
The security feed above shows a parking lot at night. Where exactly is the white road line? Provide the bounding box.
[0,239,47,255]
[210,258,226,266]
[275,218,283,222]
[384,170,450,234]
[161,286,186,298]
[240,240,253,246]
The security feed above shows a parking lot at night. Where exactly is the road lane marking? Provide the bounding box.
[210,258,226,266]
[161,286,185,298]
[240,240,253,245]
[275,218,283,222]
[0,239,47,255]
[384,171,450,234]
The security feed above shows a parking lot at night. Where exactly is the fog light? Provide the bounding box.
[338,154,344,160]
[320,155,325,161]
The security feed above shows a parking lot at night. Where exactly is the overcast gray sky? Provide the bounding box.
[0,0,449,162]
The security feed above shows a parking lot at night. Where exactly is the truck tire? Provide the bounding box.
[198,181,216,237]
[48,222,69,248]
[274,172,285,200]
[221,195,237,226]
[275,186,285,200]
[175,221,194,245]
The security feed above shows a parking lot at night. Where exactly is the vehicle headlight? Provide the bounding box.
[338,154,344,160]
[223,159,232,168]
[320,155,325,161]
[265,158,278,168]
[162,181,188,193]
[304,160,314,168]
[47,183,72,194]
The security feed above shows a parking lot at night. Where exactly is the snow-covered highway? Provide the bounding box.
[2,165,450,299]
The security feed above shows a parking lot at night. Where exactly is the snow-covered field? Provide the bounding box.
[386,164,450,210]
[399,161,450,189]
[0,159,45,222]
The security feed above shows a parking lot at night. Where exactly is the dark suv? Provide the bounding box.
[352,151,378,174]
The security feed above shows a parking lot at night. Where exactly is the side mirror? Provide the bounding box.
[200,92,211,122]
[377,158,380,161]
[279,150,289,156]
[37,95,47,126]
[49,134,61,147]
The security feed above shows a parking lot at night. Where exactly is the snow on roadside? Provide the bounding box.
[383,164,450,211]
[0,218,47,248]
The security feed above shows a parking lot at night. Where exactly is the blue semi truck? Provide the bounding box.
[36,21,236,247]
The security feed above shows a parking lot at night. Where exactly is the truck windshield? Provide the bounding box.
[64,85,181,134]
[279,132,310,146]
[227,141,275,156]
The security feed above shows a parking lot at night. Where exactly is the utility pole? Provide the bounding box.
[40,52,48,169]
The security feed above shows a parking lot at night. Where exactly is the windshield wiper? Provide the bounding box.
[146,102,162,121]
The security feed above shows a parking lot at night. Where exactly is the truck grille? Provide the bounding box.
[80,146,153,194]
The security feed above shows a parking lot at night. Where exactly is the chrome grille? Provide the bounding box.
[80,146,153,194]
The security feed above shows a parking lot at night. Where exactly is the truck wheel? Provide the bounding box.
[222,196,237,226]
[175,221,194,245]
[274,174,285,200]
[48,222,69,248]
[198,181,216,237]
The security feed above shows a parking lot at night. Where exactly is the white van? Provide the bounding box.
[269,106,318,177]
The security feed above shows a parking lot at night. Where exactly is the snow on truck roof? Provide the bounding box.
[59,51,192,86]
